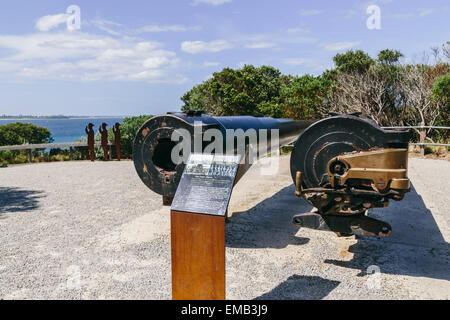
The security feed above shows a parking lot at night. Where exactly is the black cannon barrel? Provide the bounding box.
[133,111,314,197]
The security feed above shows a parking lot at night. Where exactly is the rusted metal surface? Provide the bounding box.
[290,114,411,237]
[133,111,314,201]
[85,123,95,162]
[163,195,174,206]
[99,122,109,161]
[294,171,303,197]
[113,122,121,161]
[327,148,409,191]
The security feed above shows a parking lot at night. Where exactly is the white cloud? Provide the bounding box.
[137,24,200,33]
[284,58,309,66]
[203,61,221,67]
[90,19,123,36]
[283,37,318,45]
[0,33,116,61]
[95,26,121,36]
[88,19,200,36]
[142,56,171,69]
[181,40,233,54]
[286,27,309,34]
[135,41,163,52]
[35,14,69,32]
[97,48,135,61]
[245,42,276,49]
[283,58,326,71]
[0,32,184,84]
[299,9,321,16]
[418,8,435,16]
[392,12,414,19]
[340,9,357,18]
[322,41,360,51]
[191,0,232,6]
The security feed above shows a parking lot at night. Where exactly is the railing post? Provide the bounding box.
[419,128,426,156]
[27,149,32,163]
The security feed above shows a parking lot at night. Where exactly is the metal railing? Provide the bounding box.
[0,141,115,162]
[381,126,450,147]
[1,125,447,163]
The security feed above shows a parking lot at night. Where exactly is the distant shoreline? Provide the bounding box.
[0,116,127,121]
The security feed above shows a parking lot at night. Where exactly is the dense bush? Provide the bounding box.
[181,65,292,117]
[0,122,53,146]
[0,122,54,164]
[116,115,153,158]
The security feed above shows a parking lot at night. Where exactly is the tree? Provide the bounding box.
[333,50,375,73]
[375,50,407,124]
[327,50,406,126]
[443,42,450,60]
[281,74,330,119]
[178,46,449,149]
[433,72,450,106]
[0,122,54,164]
[401,65,448,152]
[327,67,402,126]
[181,65,291,117]
[431,72,450,142]
[119,115,153,158]
[0,122,53,146]
[377,49,403,65]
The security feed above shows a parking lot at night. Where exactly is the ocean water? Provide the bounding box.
[0,118,124,143]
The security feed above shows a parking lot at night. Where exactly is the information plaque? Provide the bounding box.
[171,153,241,217]
[170,153,241,300]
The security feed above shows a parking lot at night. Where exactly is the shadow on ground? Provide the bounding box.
[226,185,312,249]
[325,183,450,281]
[0,187,45,216]
[255,275,340,300]
[227,183,449,281]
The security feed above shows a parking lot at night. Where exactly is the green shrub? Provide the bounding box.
[0,122,53,146]
[0,122,53,164]
[119,115,153,158]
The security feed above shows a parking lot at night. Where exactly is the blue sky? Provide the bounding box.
[0,0,448,116]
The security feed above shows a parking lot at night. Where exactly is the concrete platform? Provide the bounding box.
[0,157,448,299]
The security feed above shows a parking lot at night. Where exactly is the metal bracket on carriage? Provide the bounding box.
[292,177,394,237]
[293,170,395,236]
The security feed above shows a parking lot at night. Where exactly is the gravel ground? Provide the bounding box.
[0,157,448,299]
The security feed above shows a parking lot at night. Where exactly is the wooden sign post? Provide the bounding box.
[171,211,225,300]
[170,154,240,300]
